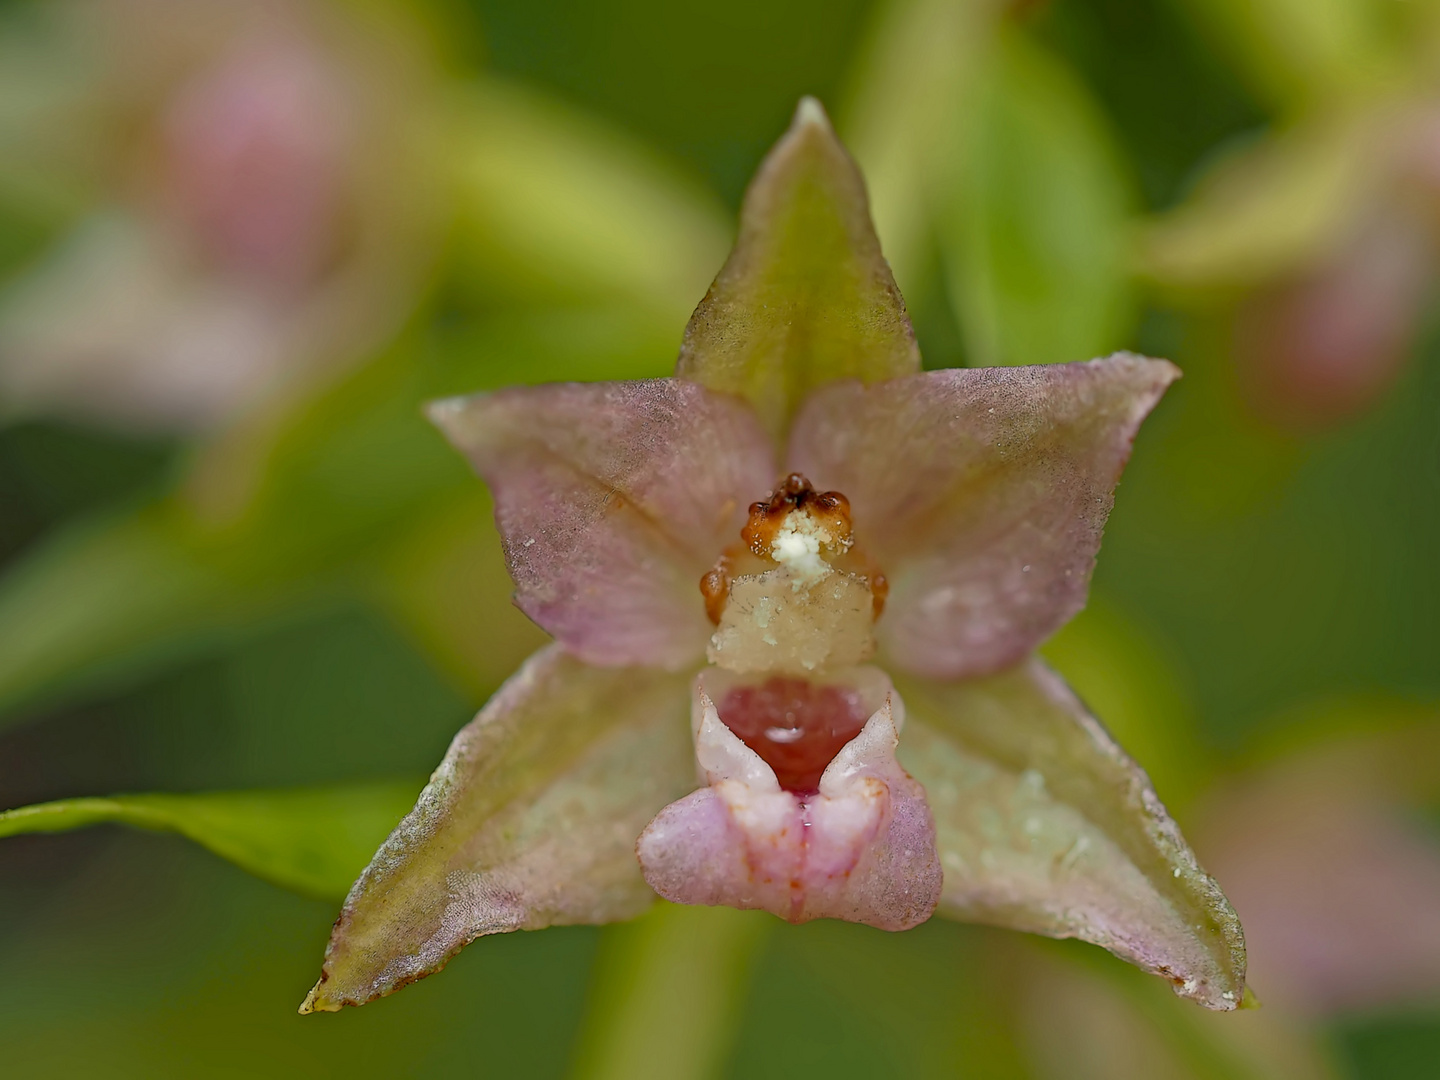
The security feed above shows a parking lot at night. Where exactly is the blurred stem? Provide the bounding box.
[568,902,772,1080]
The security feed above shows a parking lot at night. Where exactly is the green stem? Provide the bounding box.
[568,902,772,1080]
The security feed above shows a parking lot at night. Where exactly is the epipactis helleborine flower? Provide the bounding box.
[301,99,1246,1014]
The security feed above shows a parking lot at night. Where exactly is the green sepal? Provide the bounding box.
[675,97,921,442]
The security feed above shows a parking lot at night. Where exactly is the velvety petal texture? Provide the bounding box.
[428,379,775,669]
[675,98,921,441]
[301,646,694,1012]
[788,353,1179,680]
[637,670,942,931]
[894,658,1246,1010]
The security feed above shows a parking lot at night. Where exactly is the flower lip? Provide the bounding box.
[714,675,871,793]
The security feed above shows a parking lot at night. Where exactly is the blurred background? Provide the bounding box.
[0,0,1438,1076]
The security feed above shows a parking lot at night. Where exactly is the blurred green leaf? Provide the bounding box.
[941,27,1136,367]
[453,78,730,317]
[674,98,921,440]
[1171,0,1401,110]
[1019,937,1338,1080]
[841,0,1006,296]
[1136,119,1369,295]
[0,506,291,725]
[0,779,422,900]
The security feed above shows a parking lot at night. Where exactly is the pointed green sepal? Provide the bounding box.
[675,97,921,441]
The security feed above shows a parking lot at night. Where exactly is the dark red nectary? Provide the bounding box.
[717,677,870,793]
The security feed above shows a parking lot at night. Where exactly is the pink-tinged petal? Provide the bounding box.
[637,672,942,931]
[300,646,694,1012]
[788,353,1179,680]
[893,657,1247,1011]
[675,98,921,442]
[427,379,775,669]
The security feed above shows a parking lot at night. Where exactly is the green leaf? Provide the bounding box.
[841,0,1006,299]
[454,78,730,320]
[1137,119,1368,295]
[0,507,287,727]
[940,29,1136,368]
[675,98,921,442]
[1172,0,1400,111]
[0,780,422,900]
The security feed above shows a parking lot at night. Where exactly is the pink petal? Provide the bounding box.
[428,379,775,669]
[788,353,1179,680]
[637,672,942,931]
[894,657,1247,1010]
[301,646,695,1012]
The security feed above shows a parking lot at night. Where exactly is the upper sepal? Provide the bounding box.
[675,98,921,442]
[894,657,1247,1010]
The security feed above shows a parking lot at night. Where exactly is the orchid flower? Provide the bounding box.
[0,0,437,433]
[300,99,1246,1014]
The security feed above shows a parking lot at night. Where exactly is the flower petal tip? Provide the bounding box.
[297,982,336,1015]
[676,94,919,439]
[421,392,475,433]
[792,95,832,133]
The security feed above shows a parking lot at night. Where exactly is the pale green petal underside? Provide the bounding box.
[302,647,695,1013]
[675,97,921,441]
[895,658,1247,1011]
[0,781,421,900]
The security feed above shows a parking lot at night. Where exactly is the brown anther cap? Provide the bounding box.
[740,474,854,559]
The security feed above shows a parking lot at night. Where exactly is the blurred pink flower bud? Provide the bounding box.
[1233,208,1432,430]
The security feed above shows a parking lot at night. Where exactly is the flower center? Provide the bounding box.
[701,474,887,676]
[716,676,870,793]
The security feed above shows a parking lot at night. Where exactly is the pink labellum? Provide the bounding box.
[637,669,942,930]
[717,676,871,793]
